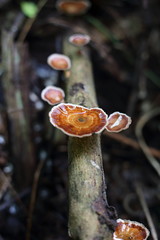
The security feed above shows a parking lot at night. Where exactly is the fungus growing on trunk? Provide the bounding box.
[69,33,90,47]
[41,86,65,105]
[47,53,71,70]
[56,0,91,15]
[113,219,150,240]
[49,103,108,137]
[106,112,132,132]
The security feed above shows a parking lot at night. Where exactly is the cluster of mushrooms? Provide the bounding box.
[41,5,150,239]
[42,34,131,138]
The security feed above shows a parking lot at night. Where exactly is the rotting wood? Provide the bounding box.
[64,38,117,240]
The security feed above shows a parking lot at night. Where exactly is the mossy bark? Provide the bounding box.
[64,40,116,240]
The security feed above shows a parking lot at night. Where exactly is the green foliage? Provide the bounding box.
[21,1,38,18]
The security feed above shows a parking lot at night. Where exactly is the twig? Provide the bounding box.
[104,131,160,159]
[18,0,48,42]
[135,108,160,176]
[63,38,116,240]
[135,183,158,240]
[25,157,46,240]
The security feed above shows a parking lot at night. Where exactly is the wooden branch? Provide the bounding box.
[2,23,35,190]
[63,39,116,240]
[104,131,160,159]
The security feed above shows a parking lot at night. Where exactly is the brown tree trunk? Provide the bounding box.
[64,38,116,240]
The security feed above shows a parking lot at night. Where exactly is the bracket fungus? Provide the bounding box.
[56,0,91,15]
[69,33,91,47]
[113,219,150,240]
[49,103,108,137]
[47,53,71,70]
[106,112,132,133]
[41,86,65,105]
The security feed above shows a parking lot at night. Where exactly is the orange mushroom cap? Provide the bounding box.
[47,53,71,70]
[69,33,90,47]
[49,103,108,137]
[56,0,91,15]
[113,219,150,240]
[106,112,132,133]
[41,86,65,105]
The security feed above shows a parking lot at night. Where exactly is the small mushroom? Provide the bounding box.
[47,53,71,70]
[49,103,108,137]
[41,86,65,105]
[106,112,131,133]
[56,0,91,15]
[113,219,150,240]
[69,33,90,47]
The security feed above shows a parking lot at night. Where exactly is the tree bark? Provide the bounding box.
[63,39,116,240]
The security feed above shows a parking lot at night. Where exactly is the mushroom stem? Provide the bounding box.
[63,39,116,239]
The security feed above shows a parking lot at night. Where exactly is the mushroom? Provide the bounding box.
[56,0,91,15]
[106,112,132,133]
[113,219,150,240]
[69,33,91,47]
[47,53,71,70]
[41,86,65,105]
[49,103,108,137]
